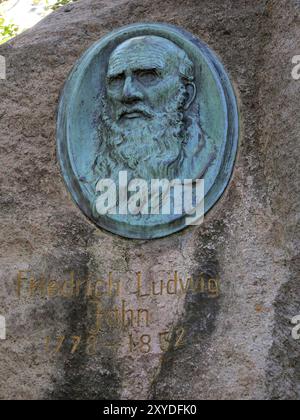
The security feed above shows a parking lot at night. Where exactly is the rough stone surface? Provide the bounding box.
[0,0,299,400]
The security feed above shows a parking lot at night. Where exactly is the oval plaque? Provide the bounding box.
[57,23,239,239]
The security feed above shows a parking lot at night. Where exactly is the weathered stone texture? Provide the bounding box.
[0,0,299,400]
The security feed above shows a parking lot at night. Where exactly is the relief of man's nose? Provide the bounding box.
[122,76,144,103]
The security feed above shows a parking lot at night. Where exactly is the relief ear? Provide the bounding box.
[184,82,197,110]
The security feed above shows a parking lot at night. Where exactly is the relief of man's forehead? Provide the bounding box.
[107,35,195,81]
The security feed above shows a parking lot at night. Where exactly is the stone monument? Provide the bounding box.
[0,0,299,401]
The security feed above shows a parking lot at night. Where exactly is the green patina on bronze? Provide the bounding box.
[57,23,239,239]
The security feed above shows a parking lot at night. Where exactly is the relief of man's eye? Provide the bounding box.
[135,69,161,85]
[108,73,125,89]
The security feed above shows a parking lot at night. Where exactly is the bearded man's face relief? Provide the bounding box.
[96,36,200,180]
[58,24,238,238]
[106,36,194,125]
